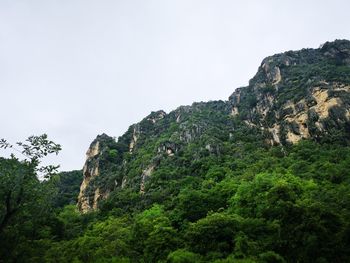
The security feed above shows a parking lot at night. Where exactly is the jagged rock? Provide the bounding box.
[147,110,166,123]
[157,141,179,156]
[229,40,350,144]
[129,125,140,153]
[77,134,115,213]
[77,140,100,213]
[140,164,155,194]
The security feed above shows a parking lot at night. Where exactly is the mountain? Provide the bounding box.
[2,39,350,263]
[77,39,350,213]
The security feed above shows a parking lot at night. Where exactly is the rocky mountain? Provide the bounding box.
[229,40,350,144]
[77,39,350,213]
[3,40,350,263]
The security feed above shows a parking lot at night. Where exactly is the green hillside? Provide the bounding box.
[1,40,350,262]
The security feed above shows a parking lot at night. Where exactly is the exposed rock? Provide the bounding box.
[129,125,140,153]
[77,140,100,213]
[157,141,179,156]
[268,85,349,144]
[205,143,221,154]
[255,93,275,118]
[262,63,282,84]
[312,88,341,119]
[121,177,127,188]
[229,40,350,145]
[147,110,166,123]
[228,88,241,105]
[77,134,115,213]
[179,123,203,143]
[231,107,239,116]
[87,141,100,157]
[140,164,155,194]
[243,120,256,127]
[176,114,181,123]
[267,124,281,145]
[92,188,100,210]
[76,39,350,213]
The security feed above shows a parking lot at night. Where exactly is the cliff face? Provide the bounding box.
[229,39,350,144]
[77,134,116,212]
[77,40,350,212]
[77,140,99,212]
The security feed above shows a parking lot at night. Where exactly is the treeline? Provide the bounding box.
[1,139,350,262]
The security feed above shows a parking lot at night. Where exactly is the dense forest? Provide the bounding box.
[1,40,350,262]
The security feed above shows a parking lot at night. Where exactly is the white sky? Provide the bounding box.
[1,0,350,171]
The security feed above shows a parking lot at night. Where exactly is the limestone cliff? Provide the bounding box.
[77,134,115,213]
[77,39,350,212]
[228,39,350,144]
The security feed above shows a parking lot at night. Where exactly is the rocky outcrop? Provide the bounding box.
[129,125,140,153]
[265,84,349,144]
[147,110,166,123]
[261,61,282,85]
[229,39,350,145]
[140,164,155,194]
[77,140,101,213]
[77,134,114,213]
[157,141,179,156]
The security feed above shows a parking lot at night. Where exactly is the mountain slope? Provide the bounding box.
[2,40,350,263]
[229,39,350,144]
[77,39,350,213]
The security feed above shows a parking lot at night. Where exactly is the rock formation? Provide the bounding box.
[77,134,114,213]
[77,39,350,212]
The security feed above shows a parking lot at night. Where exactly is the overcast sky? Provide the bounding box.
[1,0,350,171]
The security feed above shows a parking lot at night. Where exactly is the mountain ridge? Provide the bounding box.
[77,39,350,213]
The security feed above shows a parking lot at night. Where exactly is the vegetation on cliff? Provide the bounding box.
[1,40,350,262]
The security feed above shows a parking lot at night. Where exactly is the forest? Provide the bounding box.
[1,132,350,262]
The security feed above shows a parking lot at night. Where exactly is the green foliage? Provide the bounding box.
[46,216,132,262]
[167,249,201,263]
[56,205,84,239]
[0,135,62,261]
[2,41,350,262]
[186,213,240,256]
[258,251,286,263]
[3,129,350,263]
[51,170,82,208]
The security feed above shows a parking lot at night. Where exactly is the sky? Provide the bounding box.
[1,0,350,171]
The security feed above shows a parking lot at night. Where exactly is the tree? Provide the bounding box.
[0,134,61,233]
[167,249,201,263]
[186,213,240,257]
